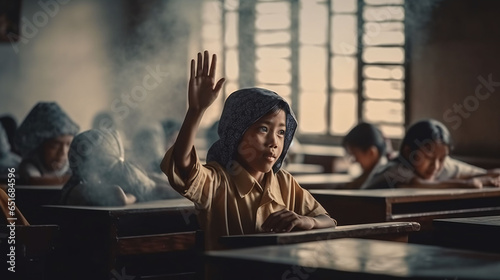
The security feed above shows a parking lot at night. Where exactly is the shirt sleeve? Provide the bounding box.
[437,157,486,180]
[161,146,222,210]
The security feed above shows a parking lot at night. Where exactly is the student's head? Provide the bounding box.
[207,88,297,174]
[342,122,386,172]
[400,119,452,180]
[41,135,74,172]
[15,102,79,172]
[237,102,288,174]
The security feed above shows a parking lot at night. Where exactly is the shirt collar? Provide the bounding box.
[262,172,286,207]
[230,161,263,198]
[230,162,286,206]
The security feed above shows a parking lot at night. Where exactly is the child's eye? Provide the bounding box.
[259,127,268,133]
[278,130,286,136]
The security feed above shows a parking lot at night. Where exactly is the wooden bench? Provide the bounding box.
[40,198,200,280]
[433,215,500,253]
[219,221,420,249]
[205,238,500,280]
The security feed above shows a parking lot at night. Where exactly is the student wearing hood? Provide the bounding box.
[15,102,79,185]
[161,51,336,250]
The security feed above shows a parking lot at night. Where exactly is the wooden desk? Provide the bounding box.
[205,238,500,280]
[295,173,353,189]
[433,215,500,253]
[219,221,420,249]
[41,198,200,280]
[310,188,500,232]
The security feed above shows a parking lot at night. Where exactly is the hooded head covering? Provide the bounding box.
[62,129,155,204]
[15,102,79,158]
[207,87,297,173]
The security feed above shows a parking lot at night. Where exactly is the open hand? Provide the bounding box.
[188,50,225,112]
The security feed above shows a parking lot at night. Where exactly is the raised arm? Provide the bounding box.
[162,51,225,177]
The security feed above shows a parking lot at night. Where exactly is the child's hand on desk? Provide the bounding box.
[471,174,500,187]
[262,209,315,233]
[188,50,225,112]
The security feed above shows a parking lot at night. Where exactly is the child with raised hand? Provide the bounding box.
[161,51,336,250]
[362,119,500,189]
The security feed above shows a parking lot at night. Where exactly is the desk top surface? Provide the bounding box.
[43,198,194,211]
[207,238,500,279]
[434,215,500,227]
[311,187,500,200]
[219,221,420,248]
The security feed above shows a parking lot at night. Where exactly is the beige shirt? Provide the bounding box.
[162,147,333,250]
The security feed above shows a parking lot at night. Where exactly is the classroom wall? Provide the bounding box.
[0,0,121,130]
[0,0,199,138]
[408,0,500,158]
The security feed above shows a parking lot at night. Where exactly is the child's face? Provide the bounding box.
[42,134,74,172]
[407,141,449,180]
[237,109,286,177]
[345,145,380,172]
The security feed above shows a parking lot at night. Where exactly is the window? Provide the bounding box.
[202,0,406,140]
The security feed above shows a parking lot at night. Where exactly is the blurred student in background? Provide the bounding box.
[341,122,392,189]
[15,102,79,185]
[362,119,500,189]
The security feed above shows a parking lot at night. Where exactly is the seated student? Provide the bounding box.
[0,125,21,177]
[161,51,336,250]
[362,119,500,189]
[60,129,177,206]
[15,102,79,185]
[340,122,390,189]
